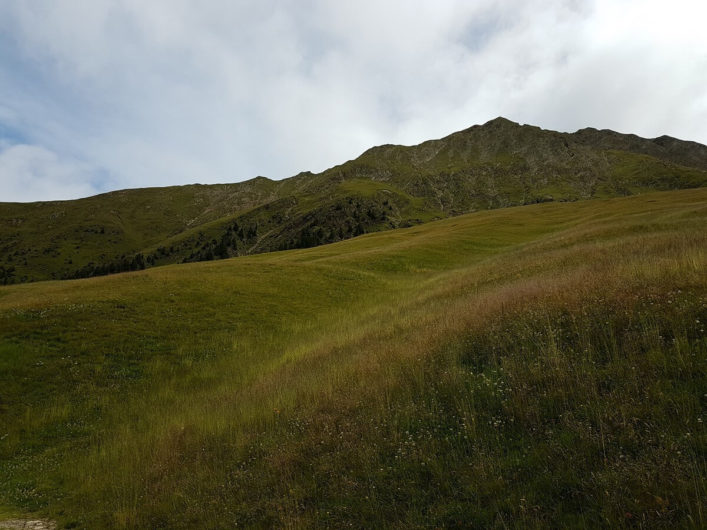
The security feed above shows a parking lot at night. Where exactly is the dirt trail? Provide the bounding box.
[0,520,56,530]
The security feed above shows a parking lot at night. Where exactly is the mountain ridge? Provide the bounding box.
[1,117,706,283]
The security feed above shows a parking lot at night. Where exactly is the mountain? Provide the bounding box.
[2,117,706,283]
[1,188,705,527]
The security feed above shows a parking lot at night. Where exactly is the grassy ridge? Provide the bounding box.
[1,188,706,527]
[3,118,707,285]
[0,179,283,282]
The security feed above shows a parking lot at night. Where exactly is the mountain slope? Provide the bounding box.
[2,118,707,283]
[1,188,705,527]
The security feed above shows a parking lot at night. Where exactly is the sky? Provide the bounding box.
[1,0,706,202]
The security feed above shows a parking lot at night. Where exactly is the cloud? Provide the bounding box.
[0,143,101,202]
[0,0,705,201]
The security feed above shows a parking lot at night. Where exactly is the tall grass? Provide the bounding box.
[1,188,705,527]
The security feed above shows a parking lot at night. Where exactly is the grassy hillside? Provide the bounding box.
[2,118,707,284]
[0,178,283,283]
[1,187,705,528]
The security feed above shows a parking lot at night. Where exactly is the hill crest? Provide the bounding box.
[1,118,706,284]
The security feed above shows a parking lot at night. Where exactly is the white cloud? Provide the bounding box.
[0,0,705,201]
[0,143,101,202]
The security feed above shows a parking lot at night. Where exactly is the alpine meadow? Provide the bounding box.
[1,119,706,528]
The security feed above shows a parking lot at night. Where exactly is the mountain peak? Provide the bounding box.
[483,116,519,127]
[459,116,520,136]
[2,119,706,284]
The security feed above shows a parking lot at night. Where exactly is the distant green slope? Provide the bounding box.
[1,188,705,527]
[2,118,707,283]
[0,177,288,282]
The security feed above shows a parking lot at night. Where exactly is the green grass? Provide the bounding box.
[603,150,707,196]
[1,188,706,528]
[0,180,279,282]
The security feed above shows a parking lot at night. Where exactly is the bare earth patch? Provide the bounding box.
[0,520,56,530]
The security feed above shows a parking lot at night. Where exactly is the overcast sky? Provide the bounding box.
[1,0,706,202]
